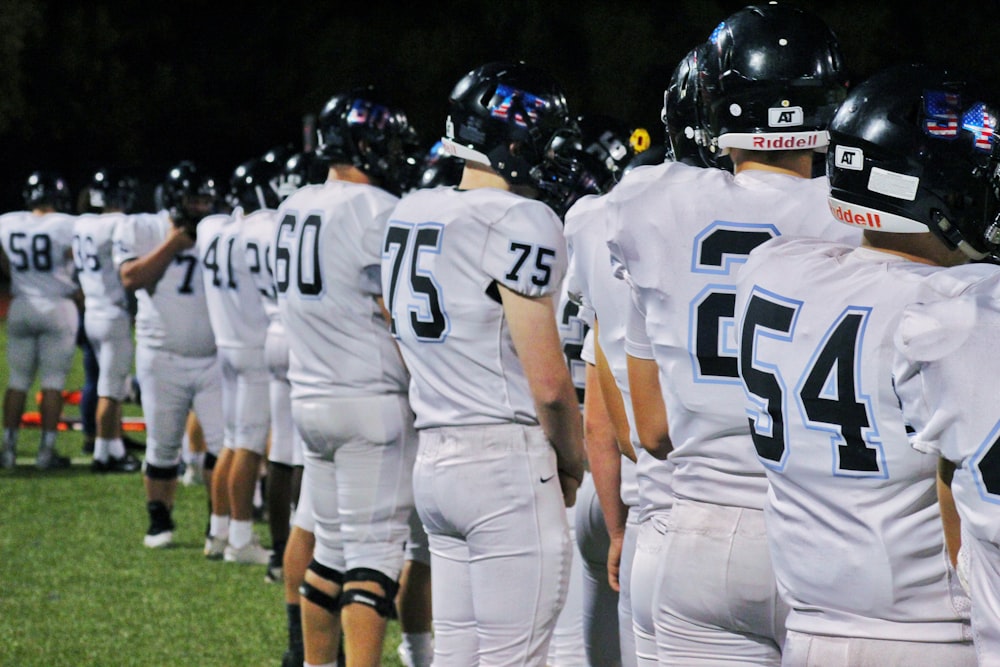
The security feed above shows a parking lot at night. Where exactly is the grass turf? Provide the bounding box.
[0,317,406,666]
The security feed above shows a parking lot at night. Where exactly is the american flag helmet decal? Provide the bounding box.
[923,90,961,138]
[962,102,996,153]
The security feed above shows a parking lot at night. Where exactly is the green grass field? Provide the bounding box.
[0,316,406,666]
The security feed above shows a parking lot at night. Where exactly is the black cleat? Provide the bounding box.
[143,501,175,548]
[92,452,142,473]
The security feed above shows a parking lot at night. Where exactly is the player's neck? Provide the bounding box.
[730,149,813,178]
[458,162,508,190]
[861,231,969,267]
[327,164,371,185]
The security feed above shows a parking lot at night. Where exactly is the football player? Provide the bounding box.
[1,171,78,470]
[114,161,225,548]
[606,5,858,664]
[197,155,283,566]
[735,64,995,666]
[548,112,649,667]
[72,168,142,472]
[381,61,585,666]
[276,86,422,667]
[894,284,1000,665]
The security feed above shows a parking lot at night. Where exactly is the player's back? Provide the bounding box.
[276,180,407,400]
[384,185,566,430]
[0,210,77,299]
[73,212,129,318]
[736,236,991,640]
[240,207,280,325]
[198,209,269,349]
[608,164,859,508]
[113,211,215,357]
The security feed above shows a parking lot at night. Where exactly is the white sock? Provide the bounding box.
[94,437,112,462]
[210,514,230,540]
[305,662,337,667]
[229,519,253,548]
[400,632,434,667]
[108,437,126,458]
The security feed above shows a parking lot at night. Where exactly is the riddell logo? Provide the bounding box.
[751,134,819,150]
[829,204,881,228]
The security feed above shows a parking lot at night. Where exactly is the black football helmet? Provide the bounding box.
[88,168,139,213]
[160,161,221,232]
[827,64,1000,260]
[697,3,847,159]
[315,87,421,195]
[23,170,71,212]
[227,153,286,213]
[443,61,574,185]
[663,46,711,167]
[533,114,648,217]
[416,140,465,190]
[277,151,326,200]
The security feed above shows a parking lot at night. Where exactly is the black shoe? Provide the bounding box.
[122,435,145,452]
[144,501,175,548]
[92,452,141,473]
[36,450,71,470]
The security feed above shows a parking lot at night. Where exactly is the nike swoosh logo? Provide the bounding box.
[540,475,555,483]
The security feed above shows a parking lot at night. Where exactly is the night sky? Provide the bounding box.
[0,0,995,212]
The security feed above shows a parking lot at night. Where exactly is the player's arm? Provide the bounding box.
[593,327,636,462]
[499,284,586,506]
[627,353,671,459]
[583,356,628,591]
[937,457,961,569]
[119,225,193,292]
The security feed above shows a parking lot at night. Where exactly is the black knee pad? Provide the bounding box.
[144,462,180,480]
[299,560,344,615]
[340,568,400,619]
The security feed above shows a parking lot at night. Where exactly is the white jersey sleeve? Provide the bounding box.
[0,211,78,300]
[734,237,993,641]
[276,181,408,400]
[893,273,1000,659]
[383,186,566,429]
[113,212,216,357]
[197,209,270,349]
[73,212,130,319]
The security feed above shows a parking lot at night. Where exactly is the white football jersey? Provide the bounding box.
[0,211,78,299]
[197,209,269,349]
[735,237,994,641]
[73,212,130,319]
[894,273,1000,656]
[240,206,281,325]
[607,163,861,509]
[112,212,216,357]
[383,186,566,429]
[276,180,407,400]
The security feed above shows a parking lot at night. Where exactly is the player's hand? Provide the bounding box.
[169,223,195,250]
[607,533,623,592]
[558,469,580,508]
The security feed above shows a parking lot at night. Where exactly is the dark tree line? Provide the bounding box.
[0,0,995,212]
